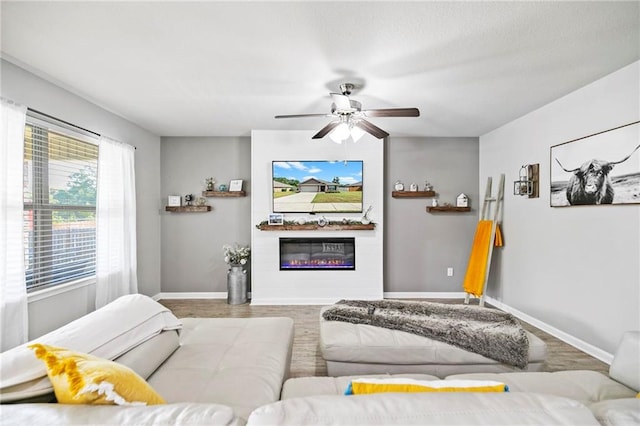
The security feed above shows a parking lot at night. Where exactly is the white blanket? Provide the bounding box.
[0,294,182,399]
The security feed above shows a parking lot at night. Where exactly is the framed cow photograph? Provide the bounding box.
[550,121,640,207]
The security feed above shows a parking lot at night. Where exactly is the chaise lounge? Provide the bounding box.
[0,294,294,425]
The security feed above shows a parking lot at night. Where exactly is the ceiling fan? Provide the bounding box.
[275,83,420,142]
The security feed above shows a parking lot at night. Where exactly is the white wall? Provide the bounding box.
[160,137,251,293]
[480,61,640,357]
[1,59,162,338]
[251,130,384,304]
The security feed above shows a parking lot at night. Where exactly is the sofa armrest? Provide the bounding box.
[114,330,179,379]
[609,331,640,392]
[589,398,640,426]
[0,402,241,426]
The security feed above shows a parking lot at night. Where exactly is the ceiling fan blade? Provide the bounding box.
[362,108,420,118]
[355,119,389,139]
[275,113,331,119]
[330,93,351,111]
[312,121,341,139]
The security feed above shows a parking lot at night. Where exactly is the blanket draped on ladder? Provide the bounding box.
[323,299,529,369]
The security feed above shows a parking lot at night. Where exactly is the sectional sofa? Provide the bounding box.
[0,294,637,425]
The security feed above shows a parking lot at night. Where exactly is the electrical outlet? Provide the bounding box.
[447,267,454,277]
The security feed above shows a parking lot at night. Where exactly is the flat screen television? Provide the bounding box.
[272,160,363,213]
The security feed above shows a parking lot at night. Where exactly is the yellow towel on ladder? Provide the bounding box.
[463,220,493,297]
[494,224,503,247]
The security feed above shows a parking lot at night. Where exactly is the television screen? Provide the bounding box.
[272,160,363,213]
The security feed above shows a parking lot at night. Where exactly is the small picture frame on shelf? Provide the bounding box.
[167,195,181,207]
[229,179,243,192]
[268,213,284,225]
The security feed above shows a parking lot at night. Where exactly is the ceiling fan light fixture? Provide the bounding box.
[329,123,350,144]
[350,125,365,143]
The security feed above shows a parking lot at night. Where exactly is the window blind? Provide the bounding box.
[23,116,99,291]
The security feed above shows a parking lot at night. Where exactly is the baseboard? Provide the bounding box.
[155,292,466,303]
[154,292,254,301]
[384,292,467,299]
[250,297,347,306]
[485,296,614,365]
[154,292,227,300]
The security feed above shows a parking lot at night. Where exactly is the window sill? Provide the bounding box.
[27,277,95,303]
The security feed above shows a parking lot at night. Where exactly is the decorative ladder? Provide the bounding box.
[463,174,505,307]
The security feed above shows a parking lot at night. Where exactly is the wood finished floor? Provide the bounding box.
[159,298,609,378]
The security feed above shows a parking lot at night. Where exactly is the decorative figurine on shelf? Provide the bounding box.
[184,194,194,206]
[361,205,372,225]
[218,184,228,192]
[456,193,469,207]
[410,183,418,192]
[394,180,404,191]
[424,180,433,191]
[205,177,215,191]
[432,198,438,207]
[196,197,207,206]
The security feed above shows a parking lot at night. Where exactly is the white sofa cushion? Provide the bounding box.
[247,392,599,425]
[445,371,637,404]
[148,317,294,423]
[0,294,182,403]
[0,402,240,426]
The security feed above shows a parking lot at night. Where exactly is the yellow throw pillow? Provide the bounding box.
[345,378,508,395]
[29,343,165,405]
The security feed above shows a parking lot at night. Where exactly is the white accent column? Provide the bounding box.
[251,131,384,304]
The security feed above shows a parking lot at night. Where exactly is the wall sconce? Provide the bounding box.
[513,164,539,198]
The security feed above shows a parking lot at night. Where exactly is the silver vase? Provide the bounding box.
[227,264,247,304]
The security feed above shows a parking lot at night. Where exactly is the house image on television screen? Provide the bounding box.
[272,160,363,213]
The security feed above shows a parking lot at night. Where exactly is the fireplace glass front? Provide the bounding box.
[279,237,355,270]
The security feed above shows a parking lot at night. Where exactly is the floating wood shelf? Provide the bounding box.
[426,206,471,213]
[202,191,246,197]
[257,223,375,231]
[392,191,435,198]
[165,206,212,212]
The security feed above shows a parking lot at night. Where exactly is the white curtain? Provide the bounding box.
[95,136,138,309]
[0,98,28,351]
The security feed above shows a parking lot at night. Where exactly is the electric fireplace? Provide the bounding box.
[279,237,355,270]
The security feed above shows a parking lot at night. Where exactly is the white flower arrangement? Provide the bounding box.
[205,177,215,191]
[223,244,251,266]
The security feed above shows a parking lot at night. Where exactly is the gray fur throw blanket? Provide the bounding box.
[323,299,529,369]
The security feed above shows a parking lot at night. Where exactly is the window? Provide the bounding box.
[23,116,99,291]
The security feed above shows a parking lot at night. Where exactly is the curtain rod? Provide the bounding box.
[27,107,136,149]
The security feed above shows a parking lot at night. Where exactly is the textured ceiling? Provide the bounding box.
[1,1,638,138]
